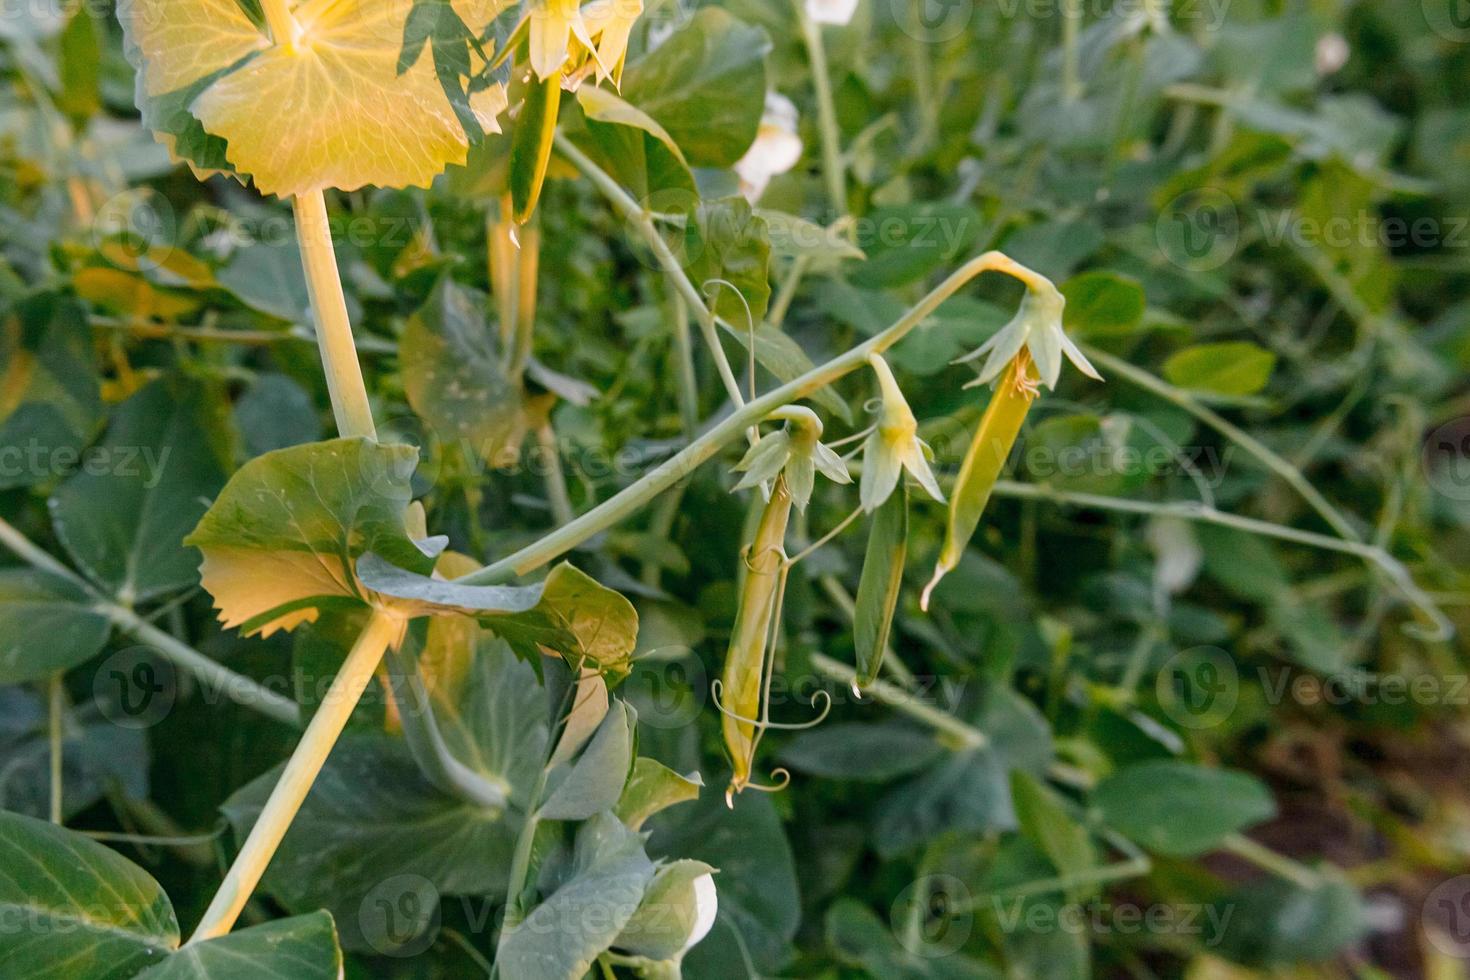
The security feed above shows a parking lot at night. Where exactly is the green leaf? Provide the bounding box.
[184,437,431,638]
[684,197,771,325]
[615,860,717,962]
[57,9,101,121]
[401,277,539,470]
[854,485,908,686]
[1093,761,1276,857]
[826,900,1001,980]
[855,203,981,287]
[873,687,1053,857]
[0,569,113,684]
[577,86,688,168]
[757,211,865,262]
[0,292,100,491]
[780,722,944,783]
[616,758,702,831]
[51,377,227,604]
[222,734,518,953]
[498,811,657,980]
[1211,873,1365,966]
[131,913,343,979]
[0,810,180,979]
[622,8,772,168]
[541,700,636,821]
[1009,771,1096,898]
[1060,271,1146,338]
[1162,341,1277,397]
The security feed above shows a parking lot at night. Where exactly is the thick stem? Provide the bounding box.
[535,423,575,527]
[509,221,541,379]
[260,0,300,50]
[187,610,402,943]
[458,251,1033,585]
[293,191,377,441]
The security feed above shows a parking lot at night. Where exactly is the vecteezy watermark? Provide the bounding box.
[987,897,1235,946]
[359,874,442,958]
[1257,210,1470,252]
[1156,646,1239,730]
[1024,442,1238,489]
[1424,418,1470,502]
[94,647,179,730]
[1155,188,1241,273]
[891,875,974,957]
[0,440,174,487]
[1422,0,1470,43]
[1424,876,1470,959]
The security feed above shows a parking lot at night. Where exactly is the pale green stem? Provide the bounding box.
[188,610,403,943]
[990,481,1451,641]
[555,134,747,414]
[810,653,987,750]
[260,0,301,49]
[535,423,576,527]
[0,517,301,727]
[383,644,510,809]
[797,3,848,215]
[294,191,377,441]
[768,255,810,330]
[458,251,1028,586]
[1062,0,1082,103]
[48,673,63,824]
[1222,833,1322,890]
[670,291,700,437]
[1083,346,1362,544]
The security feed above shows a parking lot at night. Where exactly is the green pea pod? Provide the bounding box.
[853,483,908,689]
[510,70,562,224]
[923,353,1039,609]
[720,477,793,799]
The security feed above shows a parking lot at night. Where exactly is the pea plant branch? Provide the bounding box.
[554,133,749,415]
[0,516,301,727]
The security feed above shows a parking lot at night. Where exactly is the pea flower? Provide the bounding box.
[860,354,945,513]
[733,408,850,512]
[528,0,643,86]
[955,272,1101,391]
[734,93,804,203]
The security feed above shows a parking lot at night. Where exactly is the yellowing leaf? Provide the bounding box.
[185,438,434,638]
[189,0,477,197]
[120,0,268,97]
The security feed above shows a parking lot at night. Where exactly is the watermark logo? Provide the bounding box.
[93,190,177,271]
[1423,0,1470,43]
[890,875,974,957]
[359,874,442,957]
[1424,418,1470,502]
[94,647,178,730]
[1424,875,1470,959]
[1156,188,1240,273]
[888,0,974,43]
[1156,646,1238,730]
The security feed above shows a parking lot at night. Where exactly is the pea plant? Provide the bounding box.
[1,0,1466,978]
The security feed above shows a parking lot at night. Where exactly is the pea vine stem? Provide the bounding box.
[188,609,403,943]
[0,517,301,727]
[553,134,748,415]
[795,2,847,215]
[294,191,377,441]
[459,250,1031,585]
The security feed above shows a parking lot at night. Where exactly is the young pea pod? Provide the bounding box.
[510,69,562,224]
[720,476,793,800]
[922,268,1102,609]
[922,353,1039,609]
[853,484,908,689]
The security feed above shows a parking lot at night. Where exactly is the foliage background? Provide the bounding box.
[2,0,1470,977]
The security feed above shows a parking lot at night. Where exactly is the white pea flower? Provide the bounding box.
[682,874,718,954]
[733,93,804,203]
[861,354,944,512]
[956,274,1101,391]
[806,0,858,26]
